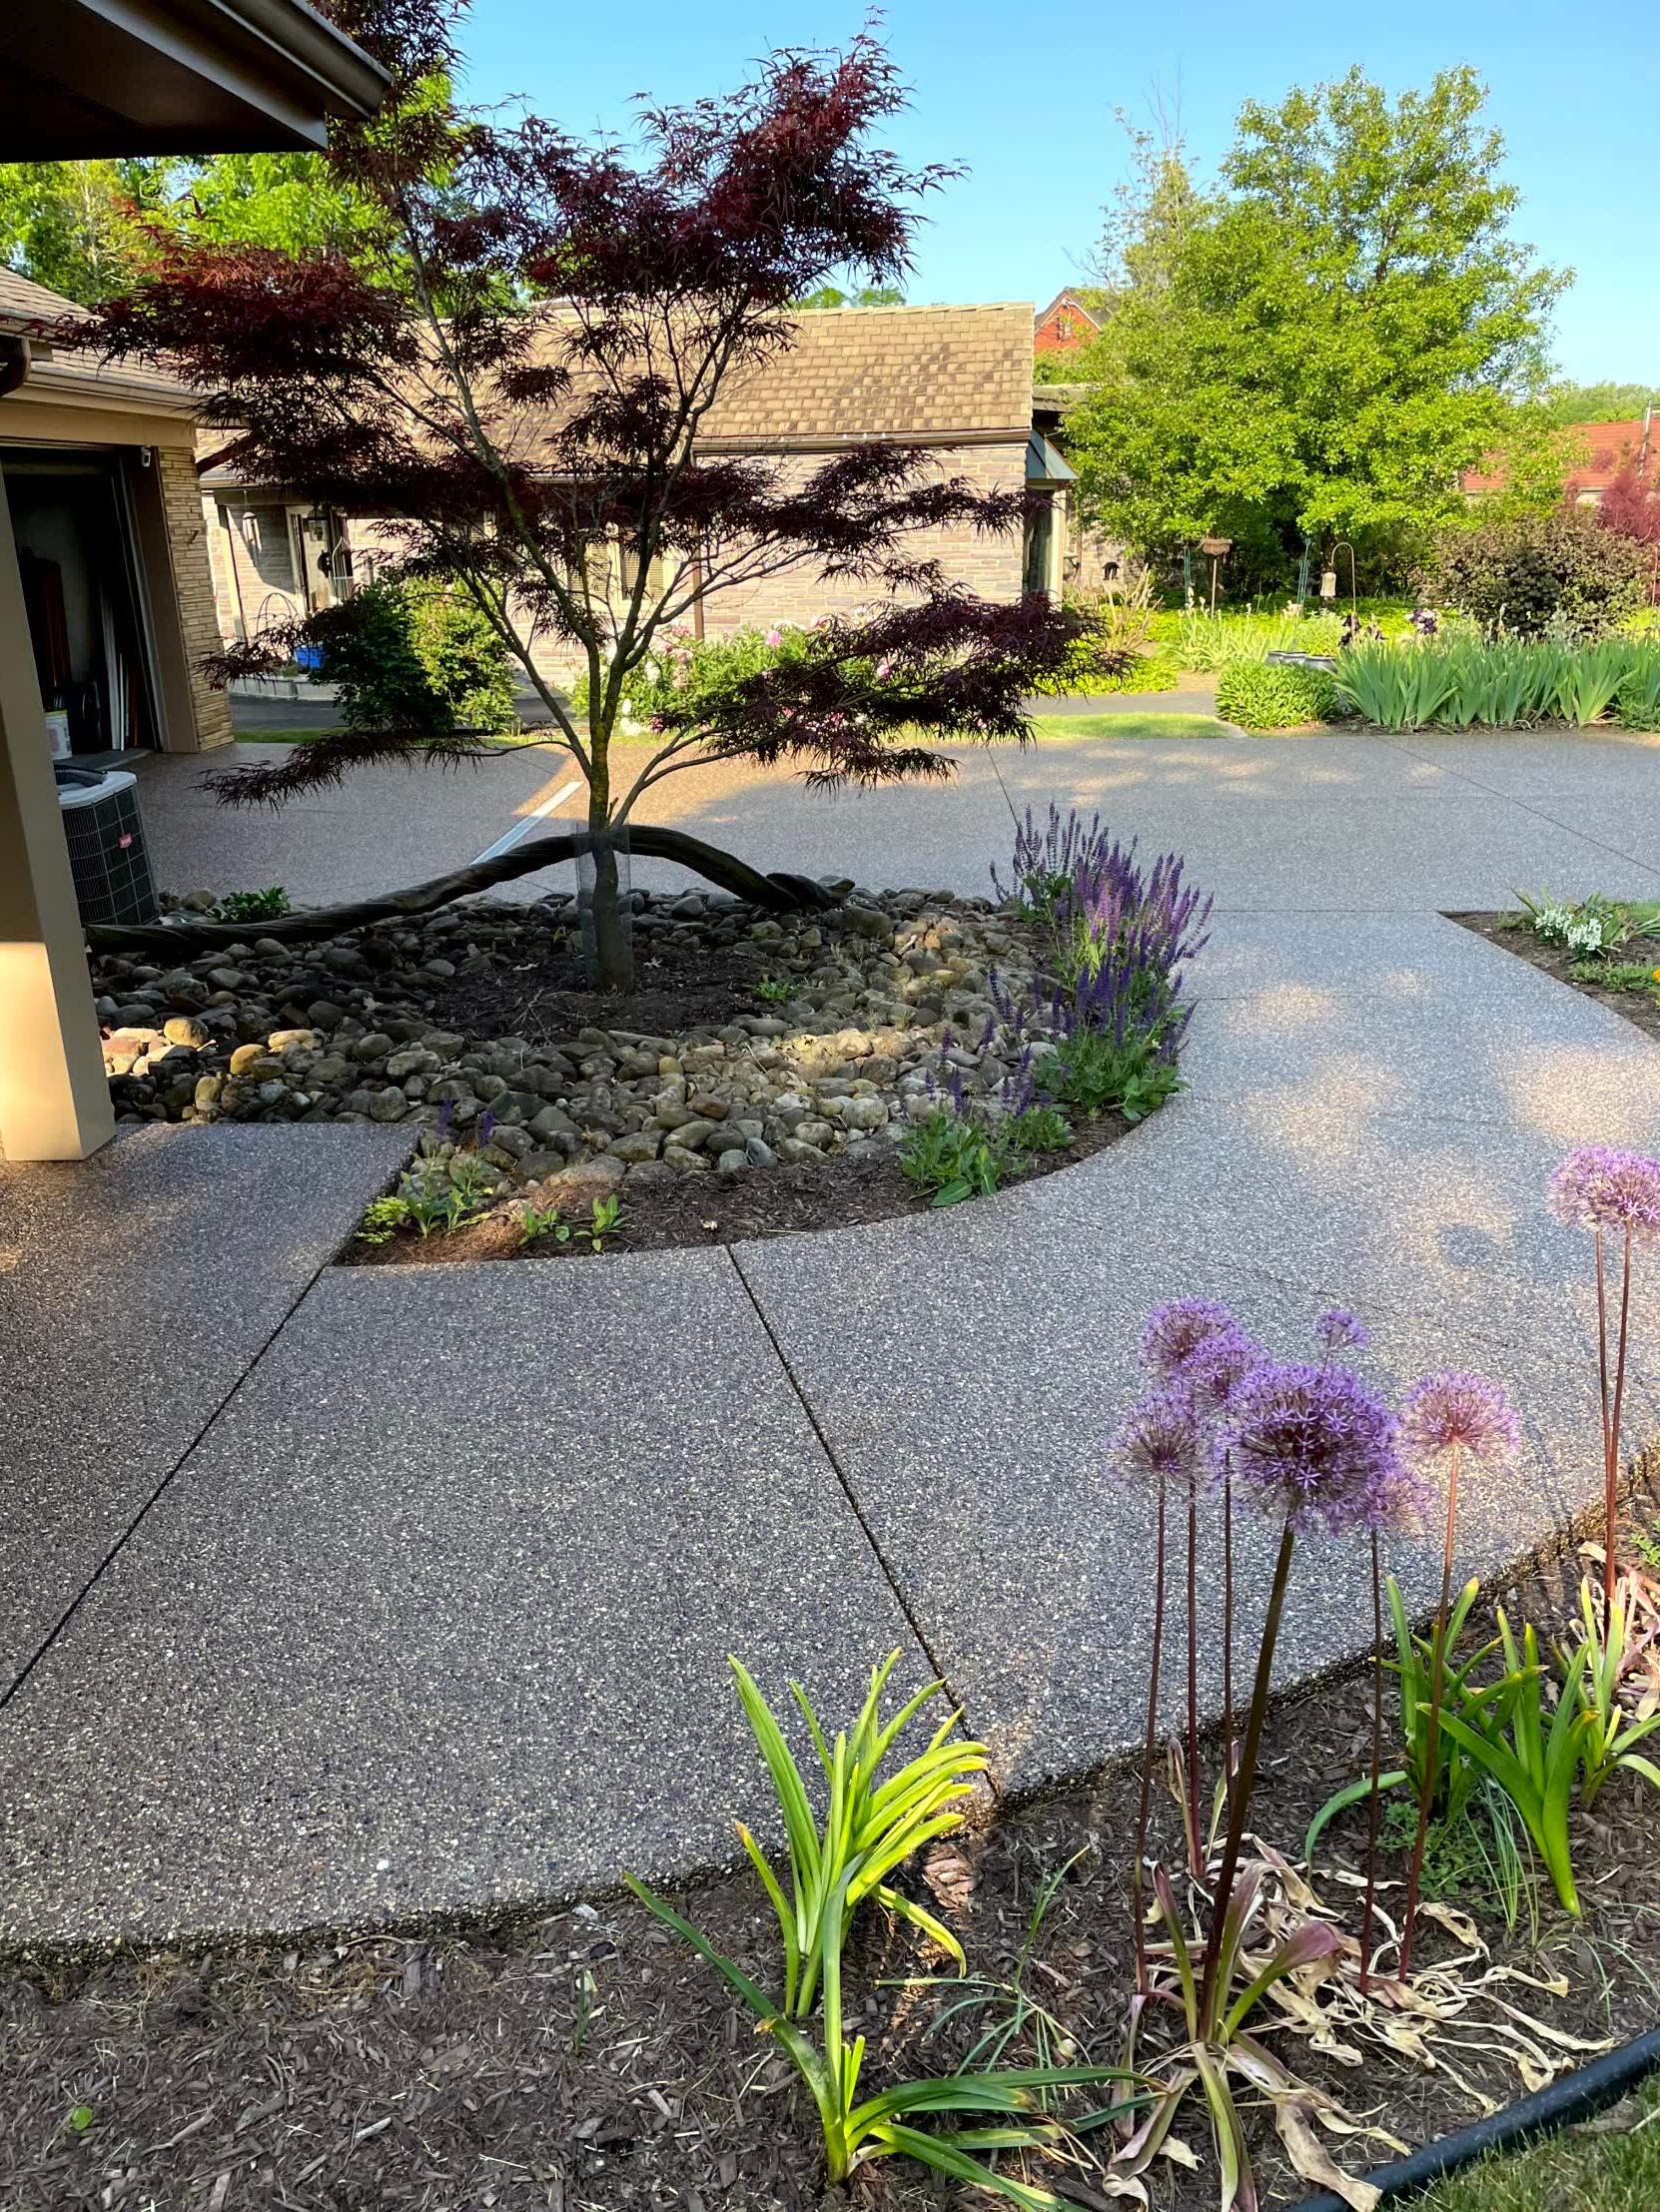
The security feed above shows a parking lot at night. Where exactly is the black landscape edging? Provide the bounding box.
[1287,2019,1660,2210]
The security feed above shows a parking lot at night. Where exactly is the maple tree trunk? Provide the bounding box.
[584,829,633,993]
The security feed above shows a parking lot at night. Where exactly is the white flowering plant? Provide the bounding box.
[1514,889,1660,957]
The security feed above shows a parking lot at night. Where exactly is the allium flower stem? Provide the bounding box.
[1197,1517,1297,2026]
[1186,1467,1203,1871]
[1359,1532,1384,1999]
[1401,1439,1462,1977]
[1223,1463,1236,1795]
[1596,1224,1610,1474]
[1131,1476,1169,1995]
[1605,1231,1633,1614]
[1551,1145,1660,1610]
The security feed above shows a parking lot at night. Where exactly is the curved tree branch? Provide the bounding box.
[84,823,849,955]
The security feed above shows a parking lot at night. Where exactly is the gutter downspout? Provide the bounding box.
[0,334,31,398]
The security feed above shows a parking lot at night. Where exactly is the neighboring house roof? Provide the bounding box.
[0,266,199,417]
[202,300,1045,488]
[699,302,1038,450]
[1562,417,1654,494]
[1034,290,1103,340]
[0,266,87,325]
[1463,414,1655,498]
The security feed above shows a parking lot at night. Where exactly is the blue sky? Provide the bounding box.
[457,0,1658,385]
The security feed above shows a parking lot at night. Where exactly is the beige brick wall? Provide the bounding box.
[201,492,312,642]
[157,448,234,749]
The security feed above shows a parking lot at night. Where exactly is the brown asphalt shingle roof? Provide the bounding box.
[699,303,1036,448]
[0,265,197,410]
[0,266,89,326]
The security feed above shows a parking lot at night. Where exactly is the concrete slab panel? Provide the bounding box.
[734,1203,1601,1794]
[0,1123,412,1693]
[0,1248,929,1948]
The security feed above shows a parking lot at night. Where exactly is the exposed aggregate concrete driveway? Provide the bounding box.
[3,723,1660,1950]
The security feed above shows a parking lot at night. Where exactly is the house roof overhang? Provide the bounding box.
[1026,429,1075,486]
[1,0,391,157]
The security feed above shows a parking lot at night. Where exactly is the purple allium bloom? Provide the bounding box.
[1314,1308,1369,1357]
[1183,1327,1267,1415]
[1213,1360,1419,1536]
[1108,1386,1204,1488]
[1399,1371,1521,1470]
[1138,1299,1242,1380]
[1549,1145,1660,1246]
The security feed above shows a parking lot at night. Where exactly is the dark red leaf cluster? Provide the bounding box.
[79,0,1074,811]
[665,592,1083,789]
[1598,464,1660,598]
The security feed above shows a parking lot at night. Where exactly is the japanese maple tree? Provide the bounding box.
[82,0,1070,985]
[1599,462,1660,600]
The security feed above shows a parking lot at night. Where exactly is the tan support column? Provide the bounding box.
[0,490,115,1161]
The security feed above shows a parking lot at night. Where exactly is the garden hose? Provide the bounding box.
[1287,2019,1660,2210]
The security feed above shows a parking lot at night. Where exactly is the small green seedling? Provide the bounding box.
[517,1192,629,1252]
[209,885,290,924]
[356,1195,414,1244]
[753,975,800,1004]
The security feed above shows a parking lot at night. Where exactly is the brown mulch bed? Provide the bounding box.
[344,1109,1134,1266]
[6,1505,1660,2212]
[426,939,777,1047]
[1449,909,1660,1050]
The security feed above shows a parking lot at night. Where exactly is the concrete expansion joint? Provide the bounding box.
[722,1240,981,1744]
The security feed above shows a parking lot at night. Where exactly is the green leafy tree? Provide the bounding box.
[0,159,174,304]
[164,153,393,263]
[794,282,906,309]
[1065,68,1567,585]
[1542,379,1660,427]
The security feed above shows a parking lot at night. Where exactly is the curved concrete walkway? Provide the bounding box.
[4,727,1660,1951]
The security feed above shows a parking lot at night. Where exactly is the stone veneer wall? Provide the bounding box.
[498,437,1032,696]
[197,439,1034,709]
[700,439,1029,636]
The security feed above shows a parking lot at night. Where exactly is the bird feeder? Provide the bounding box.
[1199,536,1233,614]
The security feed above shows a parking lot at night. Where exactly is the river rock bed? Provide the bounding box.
[89,886,1050,1193]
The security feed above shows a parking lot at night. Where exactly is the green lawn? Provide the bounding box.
[1028,712,1228,741]
[1415,2082,1660,2210]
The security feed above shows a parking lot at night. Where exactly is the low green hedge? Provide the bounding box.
[1215,660,1337,730]
[1031,648,1182,698]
